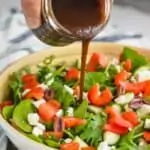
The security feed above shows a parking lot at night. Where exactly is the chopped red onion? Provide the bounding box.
[129,98,145,109]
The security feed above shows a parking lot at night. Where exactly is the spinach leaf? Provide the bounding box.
[106,64,119,79]
[13,100,36,133]
[2,105,14,120]
[44,139,60,148]
[79,113,106,147]
[84,72,108,91]
[51,82,75,109]
[72,59,80,69]
[121,47,148,71]
[74,100,88,118]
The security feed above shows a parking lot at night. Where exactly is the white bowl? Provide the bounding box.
[0,42,149,150]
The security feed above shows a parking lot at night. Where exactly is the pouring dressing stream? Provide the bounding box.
[30,0,112,100]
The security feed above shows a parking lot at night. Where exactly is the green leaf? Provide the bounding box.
[51,82,75,109]
[44,122,54,130]
[84,72,108,91]
[2,105,14,120]
[9,72,23,105]
[13,100,35,133]
[121,47,148,71]
[64,129,74,139]
[9,66,31,105]
[74,100,88,118]
[79,114,106,147]
[106,64,119,78]
[44,139,60,148]
[117,122,144,150]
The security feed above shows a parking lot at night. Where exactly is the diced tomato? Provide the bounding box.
[120,81,146,95]
[114,70,130,86]
[38,102,58,122]
[104,124,128,135]
[23,80,39,90]
[86,52,108,72]
[24,87,44,100]
[65,68,80,81]
[81,147,95,150]
[143,131,150,142]
[60,142,80,150]
[122,111,139,127]
[63,117,86,128]
[0,100,13,110]
[88,84,100,105]
[109,116,132,129]
[22,74,37,83]
[88,84,112,106]
[48,100,61,110]
[143,82,150,99]
[44,131,63,139]
[105,106,119,118]
[123,59,132,72]
[96,88,113,106]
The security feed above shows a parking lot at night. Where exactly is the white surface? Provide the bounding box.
[110,5,150,39]
[0,0,20,10]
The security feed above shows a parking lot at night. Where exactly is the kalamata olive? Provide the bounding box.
[44,88,54,101]
[54,117,64,132]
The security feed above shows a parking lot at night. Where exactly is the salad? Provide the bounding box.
[1,47,150,150]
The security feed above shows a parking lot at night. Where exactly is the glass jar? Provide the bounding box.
[31,0,113,46]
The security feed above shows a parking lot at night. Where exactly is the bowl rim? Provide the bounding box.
[0,42,150,149]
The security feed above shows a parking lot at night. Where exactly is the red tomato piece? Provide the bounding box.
[104,124,128,135]
[38,102,58,122]
[87,84,100,105]
[122,111,139,127]
[88,84,112,106]
[105,106,119,118]
[87,52,108,72]
[48,100,61,110]
[24,87,44,100]
[23,80,39,90]
[63,117,86,128]
[65,68,80,81]
[123,59,132,72]
[120,81,146,95]
[22,74,37,83]
[60,142,80,150]
[114,70,130,86]
[109,116,132,129]
[143,131,150,142]
[96,88,113,106]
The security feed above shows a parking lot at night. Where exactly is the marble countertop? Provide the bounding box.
[0,3,150,150]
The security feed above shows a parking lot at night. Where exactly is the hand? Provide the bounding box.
[21,0,42,29]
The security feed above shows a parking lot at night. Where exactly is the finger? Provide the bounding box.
[21,0,42,29]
